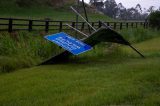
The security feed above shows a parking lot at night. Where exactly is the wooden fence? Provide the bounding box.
[0,18,149,33]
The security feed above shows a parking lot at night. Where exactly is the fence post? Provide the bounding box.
[45,20,49,33]
[72,22,75,28]
[98,21,102,28]
[81,22,85,31]
[148,22,150,28]
[92,22,95,28]
[28,20,33,32]
[131,23,134,28]
[120,23,122,30]
[135,22,138,28]
[8,18,13,32]
[59,21,62,32]
[126,23,128,29]
[107,22,110,26]
[146,22,149,29]
[114,22,116,29]
[140,22,143,26]
[143,22,146,29]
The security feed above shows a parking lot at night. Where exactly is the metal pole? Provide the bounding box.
[76,0,80,37]
[66,24,89,37]
[129,45,145,58]
[82,0,91,34]
[70,6,96,31]
[99,21,111,29]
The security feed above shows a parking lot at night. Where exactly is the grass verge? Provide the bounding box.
[0,37,160,105]
[0,31,63,72]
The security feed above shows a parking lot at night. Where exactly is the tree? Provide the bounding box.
[90,0,148,20]
[89,0,104,12]
[103,0,118,18]
[116,3,127,19]
[148,11,160,29]
[135,4,142,13]
[90,0,96,4]
[126,8,138,20]
[148,6,155,13]
[90,0,104,4]
[134,4,143,20]
[116,3,147,20]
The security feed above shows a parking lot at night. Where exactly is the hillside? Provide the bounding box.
[0,0,75,8]
[0,0,112,21]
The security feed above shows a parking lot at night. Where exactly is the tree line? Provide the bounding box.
[90,0,160,20]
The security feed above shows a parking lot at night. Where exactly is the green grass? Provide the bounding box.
[119,27,160,43]
[0,8,113,21]
[122,37,160,57]
[0,28,160,72]
[0,37,160,105]
[0,0,112,21]
[0,31,64,72]
[1,1,159,105]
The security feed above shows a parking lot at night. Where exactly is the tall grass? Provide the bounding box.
[0,27,160,72]
[119,27,160,43]
[0,31,62,72]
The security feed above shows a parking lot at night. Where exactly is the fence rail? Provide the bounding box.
[0,18,149,33]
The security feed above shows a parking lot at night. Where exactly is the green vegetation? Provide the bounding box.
[0,28,160,72]
[0,31,63,72]
[0,1,160,105]
[0,0,112,21]
[119,27,160,43]
[0,36,160,105]
[148,11,160,29]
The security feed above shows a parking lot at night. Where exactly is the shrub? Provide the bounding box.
[148,11,160,29]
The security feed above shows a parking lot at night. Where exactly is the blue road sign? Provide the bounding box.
[44,32,92,55]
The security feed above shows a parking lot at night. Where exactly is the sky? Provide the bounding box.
[83,0,160,9]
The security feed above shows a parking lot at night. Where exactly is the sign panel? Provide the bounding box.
[44,32,92,55]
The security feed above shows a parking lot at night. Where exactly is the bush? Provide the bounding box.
[148,11,160,29]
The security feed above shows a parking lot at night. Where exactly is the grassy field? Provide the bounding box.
[0,8,112,21]
[0,0,112,21]
[0,36,160,105]
[0,1,160,105]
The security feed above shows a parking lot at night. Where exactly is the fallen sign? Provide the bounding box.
[40,27,144,65]
[44,32,92,55]
[39,4,144,65]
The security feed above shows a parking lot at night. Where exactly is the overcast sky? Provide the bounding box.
[83,0,160,9]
